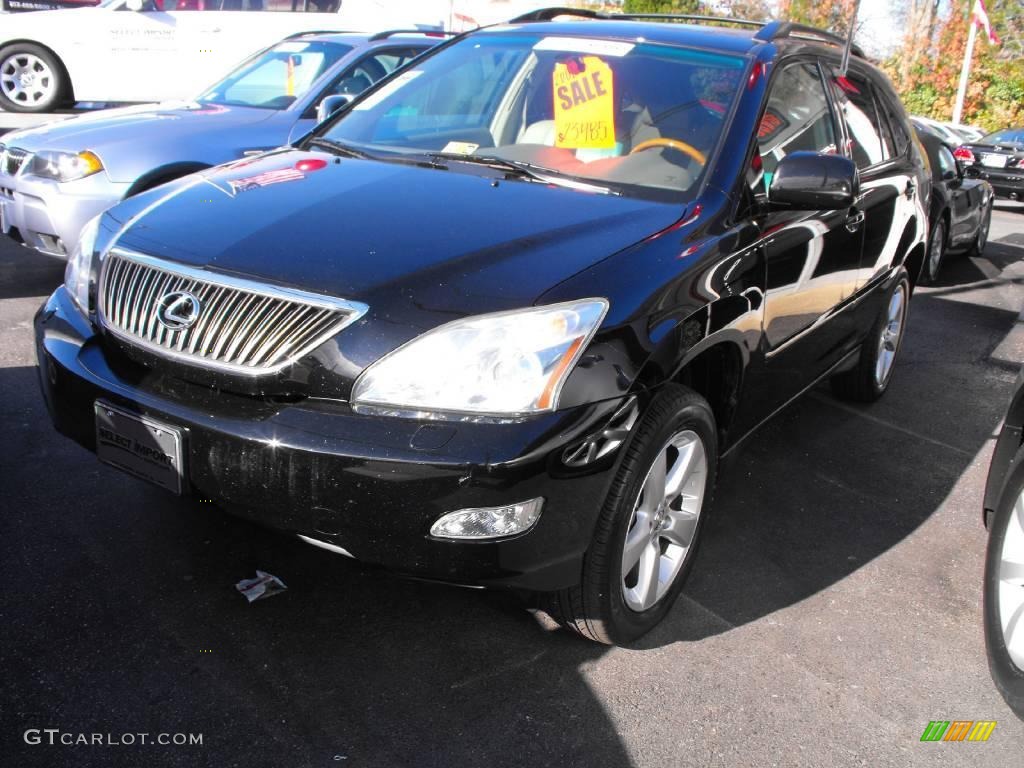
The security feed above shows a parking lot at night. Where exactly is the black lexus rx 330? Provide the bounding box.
[36,12,929,643]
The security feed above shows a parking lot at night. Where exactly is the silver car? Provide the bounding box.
[0,30,442,257]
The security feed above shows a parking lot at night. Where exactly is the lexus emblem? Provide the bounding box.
[155,290,201,331]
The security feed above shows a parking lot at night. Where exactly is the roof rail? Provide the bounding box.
[754,20,864,57]
[284,30,353,40]
[512,8,765,28]
[368,29,457,42]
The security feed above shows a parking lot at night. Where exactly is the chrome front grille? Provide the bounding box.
[1,147,28,176]
[97,249,367,375]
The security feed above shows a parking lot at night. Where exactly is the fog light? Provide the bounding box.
[430,498,544,540]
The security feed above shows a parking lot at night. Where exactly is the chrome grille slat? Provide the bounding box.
[97,249,366,375]
[2,147,29,176]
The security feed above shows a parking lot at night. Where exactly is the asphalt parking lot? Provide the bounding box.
[2,181,1023,765]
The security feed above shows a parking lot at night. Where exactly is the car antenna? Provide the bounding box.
[839,0,862,76]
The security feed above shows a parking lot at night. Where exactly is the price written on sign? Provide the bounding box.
[553,56,616,150]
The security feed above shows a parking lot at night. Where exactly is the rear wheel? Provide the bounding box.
[547,384,717,644]
[922,218,947,284]
[831,269,910,403]
[971,199,992,257]
[0,43,69,113]
[984,445,1024,719]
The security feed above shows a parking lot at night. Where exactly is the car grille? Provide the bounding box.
[97,249,367,375]
[1,147,29,176]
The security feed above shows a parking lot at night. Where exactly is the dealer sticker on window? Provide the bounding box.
[553,55,616,149]
[534,37,635,57]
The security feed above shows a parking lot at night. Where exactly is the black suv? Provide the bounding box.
[37,11,929,644]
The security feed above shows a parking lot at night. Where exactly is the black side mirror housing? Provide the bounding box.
[769,152,859,210]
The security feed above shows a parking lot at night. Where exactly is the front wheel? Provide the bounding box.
[547,384,717,644]
[831,269,910,403]
[984,445,1024,719]
[0,44,69,113]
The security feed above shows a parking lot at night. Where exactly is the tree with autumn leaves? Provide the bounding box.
[620,0,1022,131]
[889,0,1023,130]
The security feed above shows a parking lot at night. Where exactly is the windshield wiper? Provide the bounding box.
[428,153,617,194]
[307,137,372,159]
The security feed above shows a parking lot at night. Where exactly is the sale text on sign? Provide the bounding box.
[553,56,616,149]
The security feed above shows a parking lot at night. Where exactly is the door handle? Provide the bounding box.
[845,210,865,233]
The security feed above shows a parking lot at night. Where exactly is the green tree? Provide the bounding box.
[622,0,704,13]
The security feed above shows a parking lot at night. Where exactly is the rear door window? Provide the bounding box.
[830,69,886,170]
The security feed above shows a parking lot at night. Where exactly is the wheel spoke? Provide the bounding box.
[644,452,667,511]
[664,441,696,501]
[1000,559,1024,586]
[621,513,651,574]
[634,540,661,610]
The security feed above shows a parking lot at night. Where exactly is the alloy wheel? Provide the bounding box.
[999,490,1024,669]
[927,222,945,281]
[621,429,708,612]
[0,53,55,108]
[874,282,906,388]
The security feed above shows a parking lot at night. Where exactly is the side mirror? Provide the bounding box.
[769,152,858,210]
[125,0,144,10]
[316,94,352,124]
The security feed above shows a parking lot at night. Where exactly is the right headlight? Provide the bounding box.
[351,298,608,418]
[64,213,103,314]
[28,150,104,183]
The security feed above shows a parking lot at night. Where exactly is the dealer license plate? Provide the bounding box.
[94,402,184,494]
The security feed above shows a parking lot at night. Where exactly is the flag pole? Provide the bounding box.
[953,15,978,125]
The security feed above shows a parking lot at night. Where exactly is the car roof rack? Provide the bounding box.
[512,8,764,29]
[754,20,864,57]
[510,8,863,57]
[368,29,457,42]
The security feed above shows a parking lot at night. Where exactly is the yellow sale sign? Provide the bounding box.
[553,56,616,149]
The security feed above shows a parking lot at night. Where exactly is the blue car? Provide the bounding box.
[0,30,445,257]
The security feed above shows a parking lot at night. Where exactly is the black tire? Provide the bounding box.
[984,444,1024,720]
[971,199,993,257]
[0,43,71,113]
[921,217,946,285]
[831,269,910,403]
[547,384,718,645]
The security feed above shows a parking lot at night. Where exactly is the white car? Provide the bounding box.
[0,0,493,112]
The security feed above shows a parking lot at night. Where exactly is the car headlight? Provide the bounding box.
[64,213,103,313]
[351,298,608,417]
[28,150,104,182]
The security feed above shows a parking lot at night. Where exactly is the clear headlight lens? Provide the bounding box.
[28,150,104,182]
[352,298,608,417]
[64,213,103,314]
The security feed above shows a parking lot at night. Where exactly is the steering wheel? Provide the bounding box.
[629,138,706,166]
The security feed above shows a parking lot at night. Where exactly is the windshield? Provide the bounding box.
[314,32,747,198]
[199,41,352,110]
[982,129,1024,146]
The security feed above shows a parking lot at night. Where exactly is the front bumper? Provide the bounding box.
[0,168,129,257]
[35,287,628,591]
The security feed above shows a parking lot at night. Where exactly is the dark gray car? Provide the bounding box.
[0,30,443,257]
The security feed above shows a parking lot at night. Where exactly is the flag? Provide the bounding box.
[972,0,1001,45]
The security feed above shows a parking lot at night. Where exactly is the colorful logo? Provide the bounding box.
[920,721,996,742]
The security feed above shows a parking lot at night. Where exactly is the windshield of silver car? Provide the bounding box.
[199,41,353,110]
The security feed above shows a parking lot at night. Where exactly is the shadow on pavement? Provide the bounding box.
[0,244,64,301]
